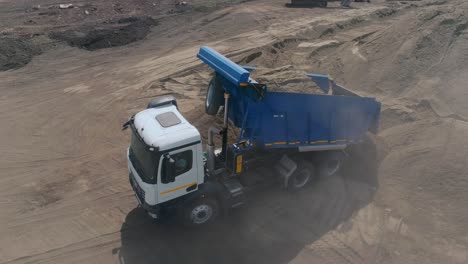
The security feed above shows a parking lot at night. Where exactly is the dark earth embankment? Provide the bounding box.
[49,16,158,51]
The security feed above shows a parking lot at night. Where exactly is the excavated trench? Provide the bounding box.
[50,16,157,51]
[0,37,42,71]
[0,16,157,71]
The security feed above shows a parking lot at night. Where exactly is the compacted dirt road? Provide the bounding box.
[1,0,467,263]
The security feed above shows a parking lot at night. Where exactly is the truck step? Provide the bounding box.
[223,179,245,208]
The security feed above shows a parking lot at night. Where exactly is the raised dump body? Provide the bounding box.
[197,46,381,150]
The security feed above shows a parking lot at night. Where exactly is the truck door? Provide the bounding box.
[157,146,199,203]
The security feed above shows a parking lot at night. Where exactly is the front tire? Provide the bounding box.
[183,198,219,226]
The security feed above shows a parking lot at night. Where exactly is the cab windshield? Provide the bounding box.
[129,128,160,184]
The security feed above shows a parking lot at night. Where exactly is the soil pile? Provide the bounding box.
[0,37,42,70]
[158,1,468,261]
[50,16,157,50]
[244,1,468,261]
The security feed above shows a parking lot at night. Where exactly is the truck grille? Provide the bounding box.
[128,148,143,178]
[129,171,145,203]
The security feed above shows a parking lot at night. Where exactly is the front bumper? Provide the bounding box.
[129,173,161,217]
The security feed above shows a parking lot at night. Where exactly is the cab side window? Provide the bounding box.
[163,150,193,178]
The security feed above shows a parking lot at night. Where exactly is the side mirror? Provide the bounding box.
[162,155,176,183]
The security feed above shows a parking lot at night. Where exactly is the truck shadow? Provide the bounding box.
[115,137,379,264]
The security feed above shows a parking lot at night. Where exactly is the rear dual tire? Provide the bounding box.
[205,76,224,115]
[287,153,342,191]
[287,160,317,191]
[318,152,343,178]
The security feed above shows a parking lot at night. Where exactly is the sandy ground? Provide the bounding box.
[1,0,468,263]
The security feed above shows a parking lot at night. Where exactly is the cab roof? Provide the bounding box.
[133,105,201,151]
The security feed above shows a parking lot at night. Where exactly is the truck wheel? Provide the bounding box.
[183,198,219,226]
[288,161,316,191]
[205,76,224,115]
[318,152,342,177]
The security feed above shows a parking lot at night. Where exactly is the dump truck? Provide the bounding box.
[123,46,381,226]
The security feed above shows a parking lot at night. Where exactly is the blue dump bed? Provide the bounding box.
[197,46,381,149]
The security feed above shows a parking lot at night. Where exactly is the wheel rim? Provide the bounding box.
[190,204,213,224]
[325,159,340,176]
[293,169,310,188]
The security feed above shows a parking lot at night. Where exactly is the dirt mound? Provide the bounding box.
[171,1,468,261]
[1,0,468,263]
[254,66,325,93]
[273,1,468,260]
[0,37,42,71]
[50,16,157,50]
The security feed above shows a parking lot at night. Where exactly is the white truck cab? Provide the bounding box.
[127,100,206,219]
